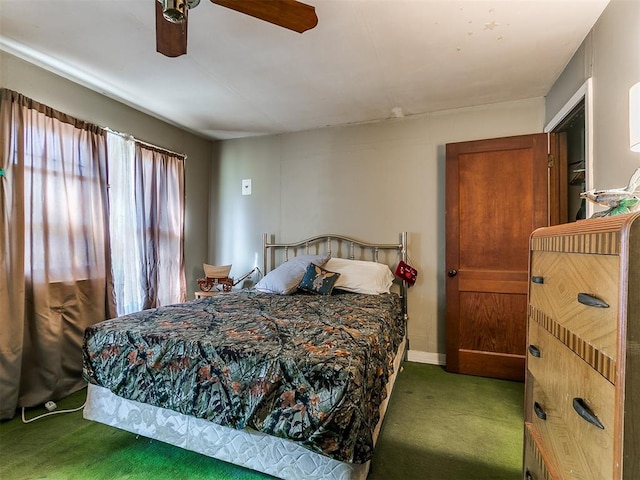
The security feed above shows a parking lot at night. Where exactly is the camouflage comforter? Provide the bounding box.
[82,289,405,463]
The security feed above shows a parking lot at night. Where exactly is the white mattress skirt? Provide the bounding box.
[84,337,406,480]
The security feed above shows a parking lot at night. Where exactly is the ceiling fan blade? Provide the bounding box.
[156,1,188,57]
[210,0,318,33]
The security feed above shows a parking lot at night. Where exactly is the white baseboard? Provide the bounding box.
[407,350,446,366]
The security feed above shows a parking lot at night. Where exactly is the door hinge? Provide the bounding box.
[547,153,555,168]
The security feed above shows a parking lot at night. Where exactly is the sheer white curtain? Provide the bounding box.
[107,132,186,314]
[107,132,145,315]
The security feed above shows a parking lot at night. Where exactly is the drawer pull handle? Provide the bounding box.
[577,293,609,308]
[573,398,604,429]
[533,401,547,421]
[528,345,541,357]
[531,276,544,284]
[525,469,534,480]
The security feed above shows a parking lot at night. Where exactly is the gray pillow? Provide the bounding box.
[255,253,331,294]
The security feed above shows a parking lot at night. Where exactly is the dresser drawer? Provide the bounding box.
[529,251,619,359]
[523,423,560,480]
[527,323,615,480]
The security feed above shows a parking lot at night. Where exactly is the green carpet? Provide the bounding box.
[368,363,523,479]
[0,363,523,479]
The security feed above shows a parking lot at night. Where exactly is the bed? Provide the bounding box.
[82,233,409,480]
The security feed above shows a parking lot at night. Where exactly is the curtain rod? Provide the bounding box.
[104,127,188,160]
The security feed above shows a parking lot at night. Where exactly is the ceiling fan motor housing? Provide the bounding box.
[162,0,191,23]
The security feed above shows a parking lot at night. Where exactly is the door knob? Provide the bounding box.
[448,269,458,277]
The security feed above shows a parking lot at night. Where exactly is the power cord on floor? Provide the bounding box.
[21,400,86,424]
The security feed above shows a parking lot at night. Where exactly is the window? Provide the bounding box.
[20,113,109,284]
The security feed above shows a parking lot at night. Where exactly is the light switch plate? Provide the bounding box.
[242,178,252,195]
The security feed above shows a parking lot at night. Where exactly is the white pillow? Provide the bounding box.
[255,253,331,295]
[323,257,395,295]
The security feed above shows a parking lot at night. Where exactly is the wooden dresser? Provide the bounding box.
[523,212,640,480]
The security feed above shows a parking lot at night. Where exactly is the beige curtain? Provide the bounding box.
[133,143,186,308]
[0,89,115,419]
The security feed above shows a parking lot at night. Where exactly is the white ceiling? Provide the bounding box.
[0,0,609,140]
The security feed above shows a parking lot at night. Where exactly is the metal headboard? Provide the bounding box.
[262,232,408,320]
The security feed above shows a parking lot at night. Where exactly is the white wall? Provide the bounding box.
[211,98,545,358]
[1,51,213,296]
[546,0,640,190]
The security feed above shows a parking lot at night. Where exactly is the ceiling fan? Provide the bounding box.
[155,0,318,57]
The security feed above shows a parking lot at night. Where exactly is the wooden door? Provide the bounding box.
[445,133,555,381]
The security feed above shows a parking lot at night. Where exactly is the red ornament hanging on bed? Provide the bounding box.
[395,260,418,286]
